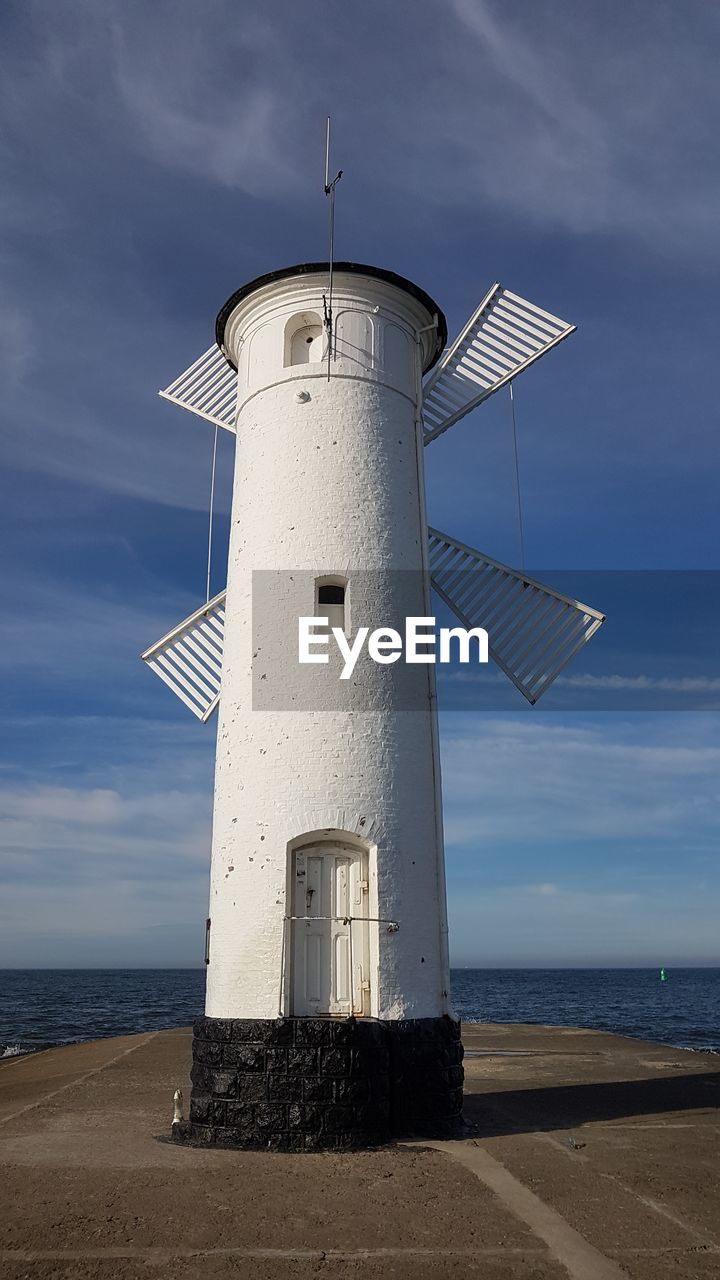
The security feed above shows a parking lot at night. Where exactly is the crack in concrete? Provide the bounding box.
[0,1246,546,1261]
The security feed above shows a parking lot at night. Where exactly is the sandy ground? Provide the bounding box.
[0,1022,718,1279]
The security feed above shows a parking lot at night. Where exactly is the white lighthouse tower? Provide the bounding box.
[144,253,604,1149]
[208,263,450,1033]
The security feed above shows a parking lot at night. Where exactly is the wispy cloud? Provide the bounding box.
[446,0,720,248]
[448,877,719,967]
[0,296,31,385]
[557,674,720,692]
[5,0,718,255]
[1,0,718,517]
[440,716,720,845]
[0,714,214,965]
[112,24,299,195]
[1,3,301,200]
[0,782,209,882]
[1,1,719,970]
[2,706,719,966]
[0,571,196,682]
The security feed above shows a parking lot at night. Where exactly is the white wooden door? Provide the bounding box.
[291,845,368,1016]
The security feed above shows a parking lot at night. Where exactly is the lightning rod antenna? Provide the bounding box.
[323,116,343,382]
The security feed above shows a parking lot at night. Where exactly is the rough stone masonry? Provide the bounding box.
[174,1015,464,1150]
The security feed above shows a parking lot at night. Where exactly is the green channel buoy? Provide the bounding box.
[660,967,667,982]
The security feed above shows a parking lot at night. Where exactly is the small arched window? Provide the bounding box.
[316,580,346,633]
[285,312,324,367]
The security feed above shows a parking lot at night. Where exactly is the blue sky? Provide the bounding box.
[1,0,719,968]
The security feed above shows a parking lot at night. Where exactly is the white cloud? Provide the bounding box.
[445,0,720,248]
[2,0,718,517]
[440,716,720,845]
[6,0,718,256]
[557,674,720,692]
[0,3,301,199]
[0,572,198,680]
[113,48,297,196]
[0,286,236,514]
[2,709,718,966]
[0,295,31,384]
[1,3,719,972]
[0,770,212,965]
[0,781,209,874]
[448,877,719,967]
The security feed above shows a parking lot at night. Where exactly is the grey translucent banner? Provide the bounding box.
[249,570,720,712]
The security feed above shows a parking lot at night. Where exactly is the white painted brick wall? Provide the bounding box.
[205,270,450,1020]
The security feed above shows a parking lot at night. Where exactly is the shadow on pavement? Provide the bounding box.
[461,1071,720,1137]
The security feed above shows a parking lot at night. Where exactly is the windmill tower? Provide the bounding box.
[144,253,604,1150]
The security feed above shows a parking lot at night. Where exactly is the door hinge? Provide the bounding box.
[359,880,369,891]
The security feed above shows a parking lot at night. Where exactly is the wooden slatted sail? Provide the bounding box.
[141,591,227,721]
[159,346,238,433]
[422,285,575,444]
[428,528,604,704]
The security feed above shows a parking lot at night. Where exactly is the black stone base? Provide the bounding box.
[172,1015,463,1151]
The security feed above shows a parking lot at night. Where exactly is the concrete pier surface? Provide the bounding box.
[0,1024,718,1279]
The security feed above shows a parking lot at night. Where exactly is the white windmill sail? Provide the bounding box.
[141,591,227,721]
[422,285,575,444]
[159,346,238,433]
[428,527,604,704]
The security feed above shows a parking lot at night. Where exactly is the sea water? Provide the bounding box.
[1,968,718,1058]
